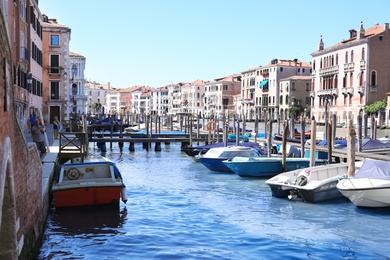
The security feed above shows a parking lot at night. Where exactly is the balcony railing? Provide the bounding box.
[341,87,354,96]
[317,88,339,96]
[319,65,339,76]
[360,60,366,69]
[20,47,30,63]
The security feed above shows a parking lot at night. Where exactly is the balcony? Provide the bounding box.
[20,47,30,63]
[317,88,339,97]
[74,94,88,100]
[360,60,366,69]
[341,87,354,96]
[260,71,269,77]
[358,86,365,95]
[319,65,339,76]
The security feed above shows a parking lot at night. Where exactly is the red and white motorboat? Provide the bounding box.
[52,156,127,208]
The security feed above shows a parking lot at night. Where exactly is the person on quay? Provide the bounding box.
[53,116,60,139]
[29,113,37,135]
[32,118,47,158]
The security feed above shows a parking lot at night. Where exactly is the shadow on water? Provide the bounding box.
[49,206,128,235]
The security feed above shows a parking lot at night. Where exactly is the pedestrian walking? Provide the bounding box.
[53,116,60,139]
[32,118,46,158]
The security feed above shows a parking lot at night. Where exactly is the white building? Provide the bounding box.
[70,52,87,116]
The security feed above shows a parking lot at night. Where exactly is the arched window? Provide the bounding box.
[331,55,334,66]
[71,64,77,78]
[350,72,353,87]
[285,95,289,105]
[320,58,322,69]
[351,50,354,63]
[345,51,348,64]
[360,71,364,86]
[336,54,338,65]
[313,60,316,71]
[361,48,365,60]
[280,95,283,105]
[371,71,377,86]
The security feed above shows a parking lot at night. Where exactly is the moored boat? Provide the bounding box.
[223,157,327,177]
[265,161,362,203]
[198,146,263,172]
[337,159,390,208]
[52,156,127,208]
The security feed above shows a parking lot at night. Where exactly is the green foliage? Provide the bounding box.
[91,102,102,114]
[365,100,387,114]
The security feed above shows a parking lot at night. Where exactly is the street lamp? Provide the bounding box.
[27,73,32,92]
[72,83,78,131]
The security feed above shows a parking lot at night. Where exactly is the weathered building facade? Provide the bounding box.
[1,1,45,259]
[311,22,390,126]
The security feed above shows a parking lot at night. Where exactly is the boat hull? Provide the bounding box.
[338,178,390,207]
[266,162,361,203]
[53,186,122,208]
[224,157,327,178]
[199,158,232,172]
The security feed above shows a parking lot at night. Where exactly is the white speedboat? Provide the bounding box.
[337,159,390,208]
[265,162,362,203]
[52,156,127,208]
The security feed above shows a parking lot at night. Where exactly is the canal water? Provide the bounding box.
[38,135,390,259]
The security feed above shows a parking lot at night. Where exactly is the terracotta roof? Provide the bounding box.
[69,51,84,57]
[322,23,388,51]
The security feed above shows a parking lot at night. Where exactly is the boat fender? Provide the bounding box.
[121,187,128,203]
[206,121,217,132]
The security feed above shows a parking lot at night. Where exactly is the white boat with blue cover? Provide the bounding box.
[337,159,390,208]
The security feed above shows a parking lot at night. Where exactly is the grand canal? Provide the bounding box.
[37,127,390,259]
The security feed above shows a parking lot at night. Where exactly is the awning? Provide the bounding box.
[259,80,268,87]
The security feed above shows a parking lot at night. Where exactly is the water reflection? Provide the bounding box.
[49,206,128,235]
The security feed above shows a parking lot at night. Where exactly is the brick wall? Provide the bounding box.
[0,11,44,259]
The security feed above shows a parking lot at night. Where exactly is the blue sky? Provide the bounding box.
[39,0,390,89]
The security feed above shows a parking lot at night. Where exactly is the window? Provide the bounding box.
[50,35,59,46]
[336,54,338,65]
[351,50,354,63]
[280,67,283,72]
[223,84,228,90]
[50,81,60,100]
[361,48,365,60]
[345,51,348,64]
[71,64,77,78]
[50,54,60,74]
[371,71,377,86]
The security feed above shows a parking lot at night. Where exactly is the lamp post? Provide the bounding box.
[325,97,330,140]
[72,83,77,131]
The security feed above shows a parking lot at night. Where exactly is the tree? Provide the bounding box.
[91,102,102,114]
[365,100,387,114]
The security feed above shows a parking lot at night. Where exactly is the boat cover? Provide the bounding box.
[354,160,390,179]
[317,138,390,151]
[190,141,267,155]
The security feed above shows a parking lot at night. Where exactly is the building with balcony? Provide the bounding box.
[241,59,311,121]
[204,74,241,119]
[311,22,390,126]
[279,76,312,120]
[150,86,169,116]
[85,81,109,115]
[42,15,71,123]
[69,51,87,117]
